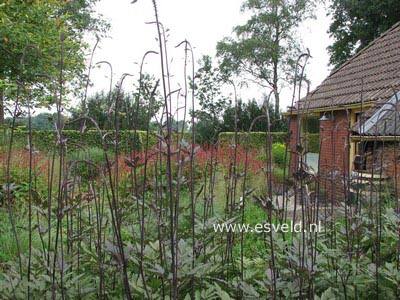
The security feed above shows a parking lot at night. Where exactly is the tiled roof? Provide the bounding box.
[296,22,400,110]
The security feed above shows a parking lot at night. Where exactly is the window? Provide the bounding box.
[303,115,320,134]
[302,115,320,173]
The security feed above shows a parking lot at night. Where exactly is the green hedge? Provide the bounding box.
[218,132,289,149]
[1,128,195,153]
[11,129,143,153]
[218,131,320,153]
[1,128,319,153]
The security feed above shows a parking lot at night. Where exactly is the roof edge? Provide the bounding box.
[328,21,400,79]
[291,21,400,110]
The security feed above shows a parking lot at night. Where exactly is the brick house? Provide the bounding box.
[287,22,400,201]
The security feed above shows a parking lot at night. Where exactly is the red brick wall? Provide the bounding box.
[319,110,350,173]
[319,110,351,202]
[288,110,351,203]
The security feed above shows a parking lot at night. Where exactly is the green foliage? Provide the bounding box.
[7,129,196,154]
[0,208,42,264]
[3,1,400,297]
[247,144,289,195]
[10,129,143,153]
[216,0,316,117]
[192,55,230,144]
[70,75,162,131]
[4,113,58,130]
[303,115,320,134]
[1,134,400,298]
[75,90,113,129]
[255,143,289,167]
[192,56,289,144]
[328,0,400,67]
[194,118,220,145]
[305,132,320,153]
[272,165,285,183]
[0,0,109,123]
[218,131,288,149]
[195,96,288,144]
[69,147,107,181]
[0,149,50,205]
[222,99,266,132]
[272,143,287,166]
[194,55,230,120]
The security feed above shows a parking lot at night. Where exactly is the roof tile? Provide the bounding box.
[297,22,400,110]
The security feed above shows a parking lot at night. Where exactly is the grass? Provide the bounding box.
[0,208,42,264]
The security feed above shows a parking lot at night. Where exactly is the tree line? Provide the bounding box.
[1,0,400,139]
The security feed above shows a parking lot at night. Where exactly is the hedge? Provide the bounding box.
[6,129,141,153]
[1,128,320,153]
[218,132,289,149]
[1,128,195,153]
[218,131,320,153]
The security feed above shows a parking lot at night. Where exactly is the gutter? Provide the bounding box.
[283,101,375,117]
[350,135,400,141]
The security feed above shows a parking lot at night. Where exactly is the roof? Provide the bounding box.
[352,91,400,135]
[296,21,400,110]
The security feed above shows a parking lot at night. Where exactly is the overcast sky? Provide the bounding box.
[87,0,334,110]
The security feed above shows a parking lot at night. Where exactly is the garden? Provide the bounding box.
[1,0,400,299]
[1,123,399,299]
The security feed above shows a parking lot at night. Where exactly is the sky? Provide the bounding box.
[87,0,334,111]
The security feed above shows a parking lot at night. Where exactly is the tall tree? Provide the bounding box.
[222,99,263,132]
[222,98,287,132]
[70,75,162,131]
[328,0,400,68]
[216,0,315,119]
[0,0,108,124]
[192,55,230,144]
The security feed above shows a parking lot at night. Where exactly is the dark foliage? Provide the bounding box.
[328,0,400,67]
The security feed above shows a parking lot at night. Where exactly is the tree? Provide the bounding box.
[0,0,108,124]
[222,99,262,132]
[222,98,287,132]
[9,112,73,131]
[70,75,162,131]
[71,90,112,129]
[5,112,59,130]
[171,119,189,132]
[328,0,400,68]
[192,55,230,144]
[216,0,315,119]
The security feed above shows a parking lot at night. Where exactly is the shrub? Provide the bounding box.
[272,143,287,166]
[256,143,289,167]
[69,147,108,181]
[273,166,285,183]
